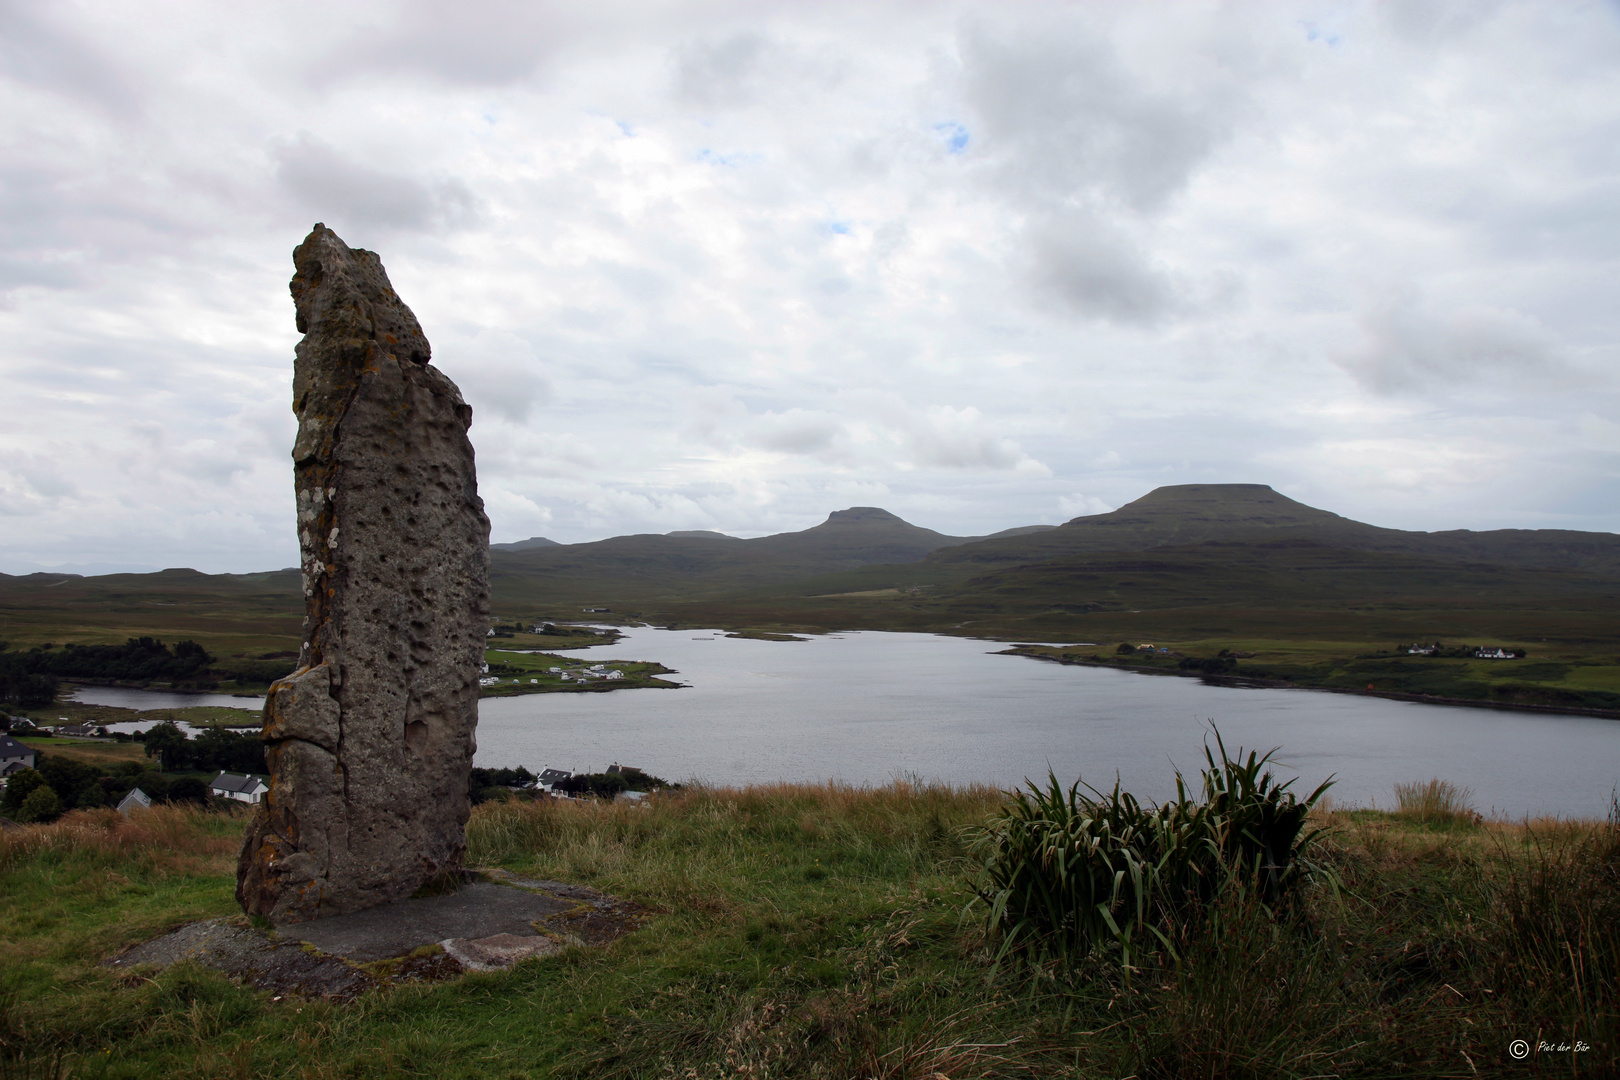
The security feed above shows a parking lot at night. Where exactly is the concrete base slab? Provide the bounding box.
[105,872,643,1001]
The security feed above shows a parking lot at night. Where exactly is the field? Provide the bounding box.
[6,735,148,769]
[1,775,1613,1078]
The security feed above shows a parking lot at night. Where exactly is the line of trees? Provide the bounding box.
[141,721,266,774]
[0,640,60,707]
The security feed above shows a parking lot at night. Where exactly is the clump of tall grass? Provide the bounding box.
[969,732,1334,970]
[1488,797,1620,1068]
[1393,777,1477,825]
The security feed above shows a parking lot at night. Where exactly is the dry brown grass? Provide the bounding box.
[0,804,244,877]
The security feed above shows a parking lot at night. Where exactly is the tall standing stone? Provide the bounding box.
[238,224,491,923]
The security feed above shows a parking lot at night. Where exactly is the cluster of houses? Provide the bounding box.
[1404,644,1521,659]
[552,664,625,683]
[481,663,627,689]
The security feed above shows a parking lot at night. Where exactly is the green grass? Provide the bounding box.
[0,777,1614,1078]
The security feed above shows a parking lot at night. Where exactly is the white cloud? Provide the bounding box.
[1058,493,1114,519]
[1,0,1618,571]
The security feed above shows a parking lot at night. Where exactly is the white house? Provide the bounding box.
[0,734,36,776]
[537,768,572,791]
[209,771,269,804]
[1475,647,1517,660]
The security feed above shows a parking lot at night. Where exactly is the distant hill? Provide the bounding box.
[490,537,560,552]
[6,485,1618,660]
[487,506,1017,606]
[923,484,1620,574]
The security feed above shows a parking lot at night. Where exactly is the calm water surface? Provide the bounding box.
[72,629,1620,818]
[478,627,1620,819]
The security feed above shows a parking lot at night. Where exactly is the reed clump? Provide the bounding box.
[968,732,1334,970]
[1394,777,1478,825]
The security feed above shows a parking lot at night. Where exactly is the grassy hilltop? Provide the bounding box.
[1,775,1613,1077]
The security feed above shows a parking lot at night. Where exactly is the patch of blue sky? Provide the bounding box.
[933,122,970,154]
[1301,18,1344,48]
[617,120,636,137]
[697,148,759,167]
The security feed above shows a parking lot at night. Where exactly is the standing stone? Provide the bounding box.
[238,224,490,923]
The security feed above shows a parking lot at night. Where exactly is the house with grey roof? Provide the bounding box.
[209,771,269,804]
[117,788,152,816]
[537,768,572,791]
[0,734,36,777]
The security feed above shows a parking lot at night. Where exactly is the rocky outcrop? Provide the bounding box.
[238,224,490,923]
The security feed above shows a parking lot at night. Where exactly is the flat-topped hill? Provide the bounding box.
[924,484,1620,574]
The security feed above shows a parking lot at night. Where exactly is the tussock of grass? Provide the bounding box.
[0,780,1614,1077]
[1394,777,1479,826]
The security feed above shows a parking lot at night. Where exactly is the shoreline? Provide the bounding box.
[1003,649,1620,722]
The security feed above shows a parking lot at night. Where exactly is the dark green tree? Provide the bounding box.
[1,767,46,812]
[16,784,60,823]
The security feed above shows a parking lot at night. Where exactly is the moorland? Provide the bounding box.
[3,484,1617,717]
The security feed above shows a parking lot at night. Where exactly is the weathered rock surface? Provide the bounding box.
[237,224,490,923]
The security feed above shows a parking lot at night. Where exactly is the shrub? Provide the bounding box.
[970,731,1334,970]
[16,784,61,824]
[166,777,211,805]
[0,767,47,813]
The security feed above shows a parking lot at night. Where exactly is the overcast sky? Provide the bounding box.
[1,0,1617,574]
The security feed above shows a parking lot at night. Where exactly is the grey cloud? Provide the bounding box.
[956,17,1233,214]
[1377,0,1509,46]
[1335,288,1571,394]
[443,330,554,425]
[674,33,773,109]
[672,32,848,111]
[273,133,482,233]
[1025,211,1178,326]
[743,409,847,456]
[315,0,577,87]
[0,1,135,114]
